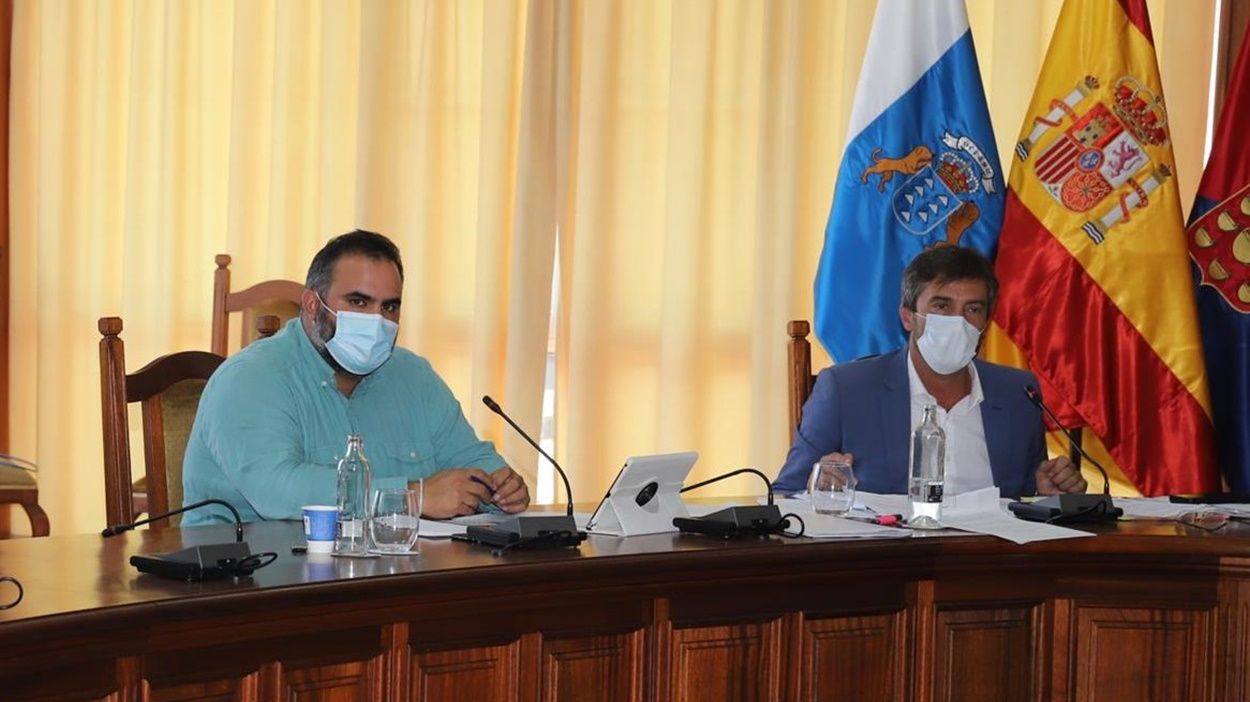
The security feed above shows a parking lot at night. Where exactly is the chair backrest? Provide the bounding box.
[99,317,225,528]
[787,320,818,442]
[211,254,304,356]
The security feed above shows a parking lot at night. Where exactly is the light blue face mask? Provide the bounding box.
[317,295,399,375]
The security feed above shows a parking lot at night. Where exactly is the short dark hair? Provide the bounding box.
[900,246,998,311]
[305,229,405,297]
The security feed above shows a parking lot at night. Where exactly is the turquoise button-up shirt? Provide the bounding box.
[182,319,506,525]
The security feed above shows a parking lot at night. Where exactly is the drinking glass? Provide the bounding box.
[809,459,857,516]
[370,485,422,554]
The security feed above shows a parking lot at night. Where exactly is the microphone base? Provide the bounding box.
[130,542,257,581]
[673,505,789,539]
[455,515,587,552]
[1008,494,1122,524]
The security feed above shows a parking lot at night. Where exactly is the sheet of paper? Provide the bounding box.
[940,487,1092,544]
[771,497,909,539]
[790,512,911,539]
[418,519,468,538]
[1114,497,1193,519]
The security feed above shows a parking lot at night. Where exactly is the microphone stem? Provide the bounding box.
[102,499,245,539]
[485,398,575,517]
[1028,389,1111,496]
[680,468,775,505]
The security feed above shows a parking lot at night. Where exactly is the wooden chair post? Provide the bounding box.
[98,317,135,526]
[139,394,171,525]
[211,254,232,356]
[787,320,814,442]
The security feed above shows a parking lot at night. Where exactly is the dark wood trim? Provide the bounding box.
[1214,0,1250,119]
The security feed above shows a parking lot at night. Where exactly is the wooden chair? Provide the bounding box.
[0,454,50,537]
[787,320,818,442]
[211,253,304,356]
[99,317,225,528]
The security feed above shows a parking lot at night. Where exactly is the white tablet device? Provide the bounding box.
[586,451,699,536]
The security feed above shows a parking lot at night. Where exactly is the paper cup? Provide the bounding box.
[302,505,339,553]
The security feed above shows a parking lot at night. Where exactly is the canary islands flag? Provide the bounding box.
[994,0,1219,495]
[1187,22,1250,492]
[813,0,1003,362]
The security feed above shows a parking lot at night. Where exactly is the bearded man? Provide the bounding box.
[183,230,529,525]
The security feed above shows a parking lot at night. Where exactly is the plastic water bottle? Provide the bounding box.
[909,405,945,529]
[334,434,373,555]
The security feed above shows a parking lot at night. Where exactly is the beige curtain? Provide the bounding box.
[9,0,555,535]
[554,0,1218,498]
[7,0,1220,533]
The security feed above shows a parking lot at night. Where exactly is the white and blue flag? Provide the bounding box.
[813,0,1003,362]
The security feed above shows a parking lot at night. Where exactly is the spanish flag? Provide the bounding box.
[993,0,1219,495]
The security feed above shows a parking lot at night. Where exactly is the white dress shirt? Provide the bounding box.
[906,352,995,495]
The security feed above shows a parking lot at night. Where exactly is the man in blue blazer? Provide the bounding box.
[776,246,1086,498]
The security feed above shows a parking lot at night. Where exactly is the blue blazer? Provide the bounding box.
[774,349,1045,498]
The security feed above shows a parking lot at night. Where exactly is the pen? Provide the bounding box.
[469,474,500,510]
[847,513,905,527]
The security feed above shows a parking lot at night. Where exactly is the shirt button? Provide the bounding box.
[409,451,417,458]
[321,381,328,387]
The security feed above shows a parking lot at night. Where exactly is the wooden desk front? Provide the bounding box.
[0,518,1247,701]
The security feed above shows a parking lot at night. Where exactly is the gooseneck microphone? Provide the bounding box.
[673,468,789,539]
[680,468,776,504]
[482,395,574,518]
[455,396,586,553]
[103,498,245,542]
[1008,385,1120,523]
[102,499,276,581]
[1024,385,1112,496]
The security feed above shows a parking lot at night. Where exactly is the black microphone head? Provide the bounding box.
[101,523,131,537]
[1023,385,1041,405]
[482,395,502,414]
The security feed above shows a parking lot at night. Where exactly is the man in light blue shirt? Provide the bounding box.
[183,230,529,525]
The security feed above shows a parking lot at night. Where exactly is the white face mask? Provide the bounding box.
[317,295,399,375]
[914,312,982,375]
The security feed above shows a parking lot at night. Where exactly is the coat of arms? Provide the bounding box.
[1015,75,1172,244]
[859,132,997,246]
[1188,187,1250,313]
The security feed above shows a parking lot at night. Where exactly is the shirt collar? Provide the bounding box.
[906,350,984,408]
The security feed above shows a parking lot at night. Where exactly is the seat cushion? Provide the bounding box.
[0,465,37,489]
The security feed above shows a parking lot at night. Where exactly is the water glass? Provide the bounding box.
[809,459,857,516]
[370,485,422,554]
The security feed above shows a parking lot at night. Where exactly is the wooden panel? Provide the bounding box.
[799,612,907,702]
[541,632,643,702]
[411,643,520,702]
[148,674,258,702]
[279,659,381,702]
[1074,606,1214,702]
[1218,574,1250,701]
[932,606,1040,702]
[668,621,781,702]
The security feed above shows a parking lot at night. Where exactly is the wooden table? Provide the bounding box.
[1,516,1248,701]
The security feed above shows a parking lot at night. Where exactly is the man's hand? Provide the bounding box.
[489,467,530,513]
[1035,456,1088,495]
[820,452,854,466]
[420,468,494,519]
